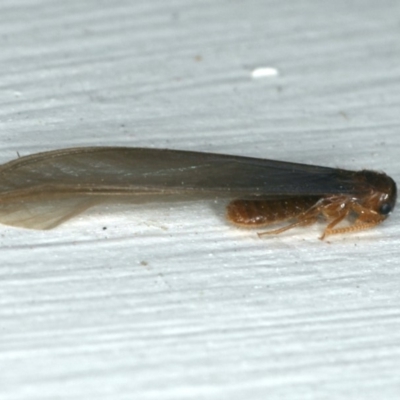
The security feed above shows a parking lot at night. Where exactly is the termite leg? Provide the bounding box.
[321,203,385,238]
[322,221,382,237]
[320,210,350,239]
[258,206,321,237]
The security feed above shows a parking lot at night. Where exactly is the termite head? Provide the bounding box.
[355,170,397,218]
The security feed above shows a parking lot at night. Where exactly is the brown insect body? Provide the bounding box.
[227,169,397,239]
[0,147,396,238]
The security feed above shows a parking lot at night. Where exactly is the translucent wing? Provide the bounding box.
[0,147,367,229]
[0,147,360,195]
[0,194,99,229]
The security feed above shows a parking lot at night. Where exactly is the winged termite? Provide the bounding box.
[0,147,396,238]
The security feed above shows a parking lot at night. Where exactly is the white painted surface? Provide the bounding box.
[1,0,400,399]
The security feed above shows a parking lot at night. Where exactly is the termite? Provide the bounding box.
[0,147,396,238]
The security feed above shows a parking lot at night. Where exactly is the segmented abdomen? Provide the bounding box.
[226,196,320,226]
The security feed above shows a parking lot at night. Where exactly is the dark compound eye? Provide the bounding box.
[379,203,392,215]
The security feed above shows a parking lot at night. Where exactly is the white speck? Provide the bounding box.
[251,67,279,78]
